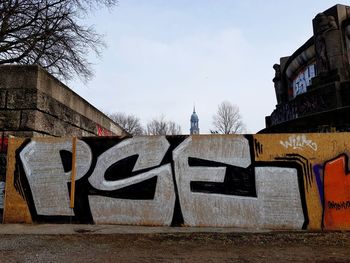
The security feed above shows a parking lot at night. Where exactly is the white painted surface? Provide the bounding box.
[19,140,92,216]
[255,167,304,229]
[88,136,169,191]
[174,136,254,227]
[89,164,175,225]
[174,136,304,229]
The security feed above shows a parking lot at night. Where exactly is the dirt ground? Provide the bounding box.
[0,231,350,262]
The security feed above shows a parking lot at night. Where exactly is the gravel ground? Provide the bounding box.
[0,231,349,262]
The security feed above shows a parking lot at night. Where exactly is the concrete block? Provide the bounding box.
[20,110,54,134]
[80,115,97,134]
[0,65,125,137]
[20,110,94,137]
[37,91,84,128]
[4,131,37,138]
[6,89,37,109]
[0,110,21,130]
[0,65,38,90]
[36,91,53,115]
[0,90,7,109]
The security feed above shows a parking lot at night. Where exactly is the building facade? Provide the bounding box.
[262,4,350,133]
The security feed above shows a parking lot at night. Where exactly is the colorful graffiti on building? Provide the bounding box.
[4,133,350,230]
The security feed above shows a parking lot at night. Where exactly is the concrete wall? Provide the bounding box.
[4,133,350,230]
[0,65,127,186]
[0,65,126,138]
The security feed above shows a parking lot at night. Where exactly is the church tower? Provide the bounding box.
[190,107,199,134]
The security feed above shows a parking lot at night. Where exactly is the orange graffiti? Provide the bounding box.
[323,154,350,230]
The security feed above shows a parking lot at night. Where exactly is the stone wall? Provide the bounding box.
[0,65,126,138]
[4,133,350,230]
[0,65,128,182]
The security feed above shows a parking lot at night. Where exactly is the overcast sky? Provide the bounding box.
[69,0,342,134]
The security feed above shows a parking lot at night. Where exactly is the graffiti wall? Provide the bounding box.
[4,133,350,230]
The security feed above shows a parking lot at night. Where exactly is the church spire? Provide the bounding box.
[190,105,199,135]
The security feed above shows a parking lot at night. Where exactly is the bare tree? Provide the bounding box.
[212,101,246,134]
[0,0,117,82]
[108,112,144,135]
[146,116,182,135]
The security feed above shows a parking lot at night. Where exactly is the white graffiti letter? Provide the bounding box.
[173,136,304,229]
[88,136,175,226]
[280,134,317,151]
[20,139,92,216]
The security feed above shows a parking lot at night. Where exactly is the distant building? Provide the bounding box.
[190,107,200,134]
[262,4,350,133]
